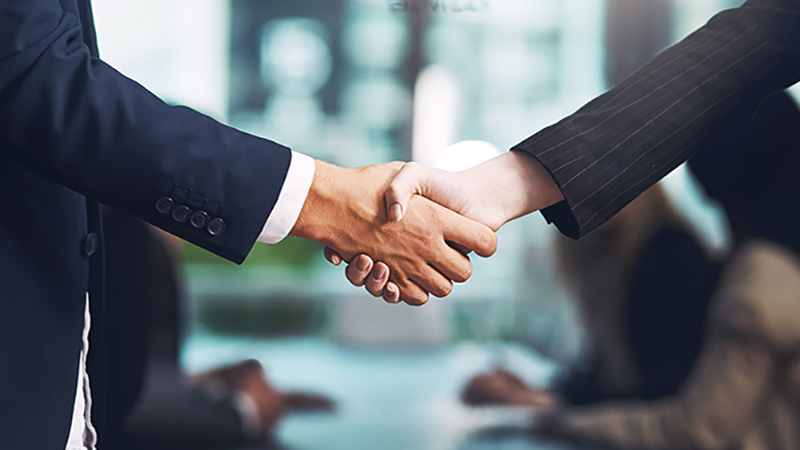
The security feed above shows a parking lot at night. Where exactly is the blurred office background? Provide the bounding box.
[93,1,744,449]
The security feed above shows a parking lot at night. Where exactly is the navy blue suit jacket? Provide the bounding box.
[0,0,292,447]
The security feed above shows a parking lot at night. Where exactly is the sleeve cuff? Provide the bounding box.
[257,151,315,244]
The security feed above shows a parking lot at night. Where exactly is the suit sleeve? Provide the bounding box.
[513,0,800,238]
[0,0,292,263]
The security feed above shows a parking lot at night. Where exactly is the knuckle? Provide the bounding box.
[404,293,428,306]
[345,268,366,286]
[433,281,453,298]
[385,184,400,199]
[406,161,424,174]
[453,264,472,283]
[478,231,497,254]
[404,161,419,171]
[366,278,388,297]
[421,231,439,250]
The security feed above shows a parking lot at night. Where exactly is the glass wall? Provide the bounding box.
[92,1,747,448]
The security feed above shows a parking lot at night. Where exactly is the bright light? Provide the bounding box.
[434,140,500,172]
[412,65,460,166]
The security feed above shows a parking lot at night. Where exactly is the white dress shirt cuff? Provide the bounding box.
[257,151,315,244]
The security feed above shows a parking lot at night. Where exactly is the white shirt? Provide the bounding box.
[257,151,316,244]
[66,295,97,450]
[66,151,315,449]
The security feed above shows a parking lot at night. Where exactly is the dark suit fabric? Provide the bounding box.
[514,0,800,239]
[101,210,244,450]
[0,0,291,448]
[557,226,719,406]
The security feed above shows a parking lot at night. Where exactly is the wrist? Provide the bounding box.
[289,160,347,245]
[468,151,563,227]
[517,150,564,212]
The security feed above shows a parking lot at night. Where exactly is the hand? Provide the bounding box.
[327,151,563,300]
[190,359,335,439]
[324,250,401,303]
[190,359,288,437]
[385,151,563,229]
[461,368,559,411]
[281,391,336,413]
[291,161,497,305]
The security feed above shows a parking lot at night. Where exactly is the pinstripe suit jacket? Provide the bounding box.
[515,0,800,239]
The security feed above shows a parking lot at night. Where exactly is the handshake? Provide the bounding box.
[288,151,564,305]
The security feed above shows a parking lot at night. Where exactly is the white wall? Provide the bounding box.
[92,0,231,121]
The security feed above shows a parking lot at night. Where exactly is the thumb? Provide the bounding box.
[385,162,431,222]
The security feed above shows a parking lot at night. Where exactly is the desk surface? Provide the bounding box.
[182,336,591,450]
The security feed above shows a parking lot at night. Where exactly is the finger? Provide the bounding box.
[440,207,498,258]
[382,282,401,304]
[282,392,336,412]
[385,162,429,222]
[345,254,373,287]
[529,391,557,410]
[396,196,475,285]
[461,378,489,405]
[394,277,430,306]
[446,241,471,256]
[410,266,453,299]
[323,247,342,266]
[429,242,474,284]
[365,262,390,297]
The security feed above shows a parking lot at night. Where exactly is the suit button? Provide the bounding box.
[190,210,209,229]
[207,217,226,236]
[84,232,99,257]
[155,196,175,214]
[172,205,191,223]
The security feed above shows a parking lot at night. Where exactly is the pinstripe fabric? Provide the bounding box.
[514,0,800,239]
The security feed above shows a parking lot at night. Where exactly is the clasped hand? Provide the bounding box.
[320,151,563,305]
[290,160,498,305]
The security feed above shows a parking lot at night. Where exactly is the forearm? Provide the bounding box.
[290,160,378,252]
[549,402,692,450]
[515,0,800,238]
[0,2,289,263]
[462,151,563,227]
[547,333,774,449]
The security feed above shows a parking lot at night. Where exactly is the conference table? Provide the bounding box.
[183,335,597,450]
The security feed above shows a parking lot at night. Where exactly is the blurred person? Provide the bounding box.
[0,2,496,449]
[449,0,713,421]
[462,184,720,416]
[479,91,800,450]
[100,207,333,450]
